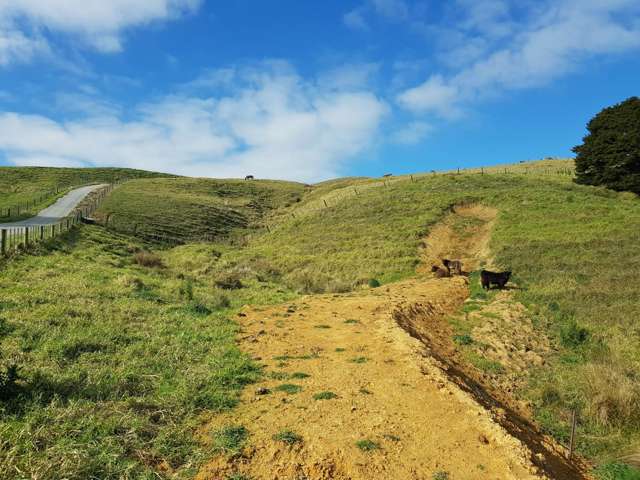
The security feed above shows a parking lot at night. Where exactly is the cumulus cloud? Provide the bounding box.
[398,0,640,116]
[0,0,201,63]
[0,64,388,182]
[391,121,432,145]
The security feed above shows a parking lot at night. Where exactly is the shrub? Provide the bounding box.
[285,269,331,294]
[560,320,590,348]
[132,251,163,268]
[368,278,381,288]
[574,97,640,194]
[0,363,20,401]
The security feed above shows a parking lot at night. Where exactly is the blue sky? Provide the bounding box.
[0,0,638,181]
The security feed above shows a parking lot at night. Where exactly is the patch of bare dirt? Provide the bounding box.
[195,204,590,480]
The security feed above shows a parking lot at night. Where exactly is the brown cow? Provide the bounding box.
[431,265,450,278]
[443,259,463,275]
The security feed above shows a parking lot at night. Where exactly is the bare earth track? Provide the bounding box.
[197,205,590,480]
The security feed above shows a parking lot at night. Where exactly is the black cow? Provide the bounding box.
[480,270,511,289]
[245,175,254,180]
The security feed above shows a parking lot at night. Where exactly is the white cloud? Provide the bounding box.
[0,21,49,65]
[398,0,640,116]
[343,0,410,30]
[0,0,201,63]
[397,75,461,118]
[318,62,380,90]
[0,64,388,182]
[343,9,369,31]
[371,0,409,21]
[391,121,432,145]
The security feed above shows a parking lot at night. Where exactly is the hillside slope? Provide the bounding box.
[0,166,171,221]
[175,170,640,475]
[1,162,639,479]
[96,177,307,243]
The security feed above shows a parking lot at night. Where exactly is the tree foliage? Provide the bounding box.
[574,97,640,194]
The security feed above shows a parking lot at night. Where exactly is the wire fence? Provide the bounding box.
[0,185,70,219]
[282,164,576,221]
[0,184,115,258]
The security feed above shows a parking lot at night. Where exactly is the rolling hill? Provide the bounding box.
[1,160,639,480]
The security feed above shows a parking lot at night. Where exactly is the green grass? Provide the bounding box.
[0,226,295,479]
[349,357,368,364]
[594,462,640,480]
[274,384,302,394]
[2,162,640,476]
[453,334,474,346]
[212,425,248,455]
[355,439,380,451]
[312,391,338,400]
[465,352,505,375]
[0,166,168,221]
[272,430,302,444]
[96,177,306,243]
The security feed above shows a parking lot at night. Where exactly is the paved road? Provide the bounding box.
[0,184,108,228]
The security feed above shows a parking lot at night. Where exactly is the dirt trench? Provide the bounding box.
[196,204,590,480]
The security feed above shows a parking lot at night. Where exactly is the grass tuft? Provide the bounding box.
[356,439,380,451]
[312,391,338,400]
[212,425,249,455]
[272,430,303,444]
[274,384,302,394]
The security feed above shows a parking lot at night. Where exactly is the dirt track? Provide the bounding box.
[196,205,590,480]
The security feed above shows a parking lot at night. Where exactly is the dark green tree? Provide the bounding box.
[573,97,640,194]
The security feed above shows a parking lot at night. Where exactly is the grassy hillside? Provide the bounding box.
[96,177,306,243]
[1,163,639,479]
[173,171,640,474]
[0,227,296,479]
[0,167,171,221]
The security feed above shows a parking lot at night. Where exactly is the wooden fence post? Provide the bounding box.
[40,226,44,240]
[1,229,6,256]
[25,227,29,246]
[568,409,577,460]
[323,199,328,208]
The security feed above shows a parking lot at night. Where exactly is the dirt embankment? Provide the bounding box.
[196,204,590,480]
